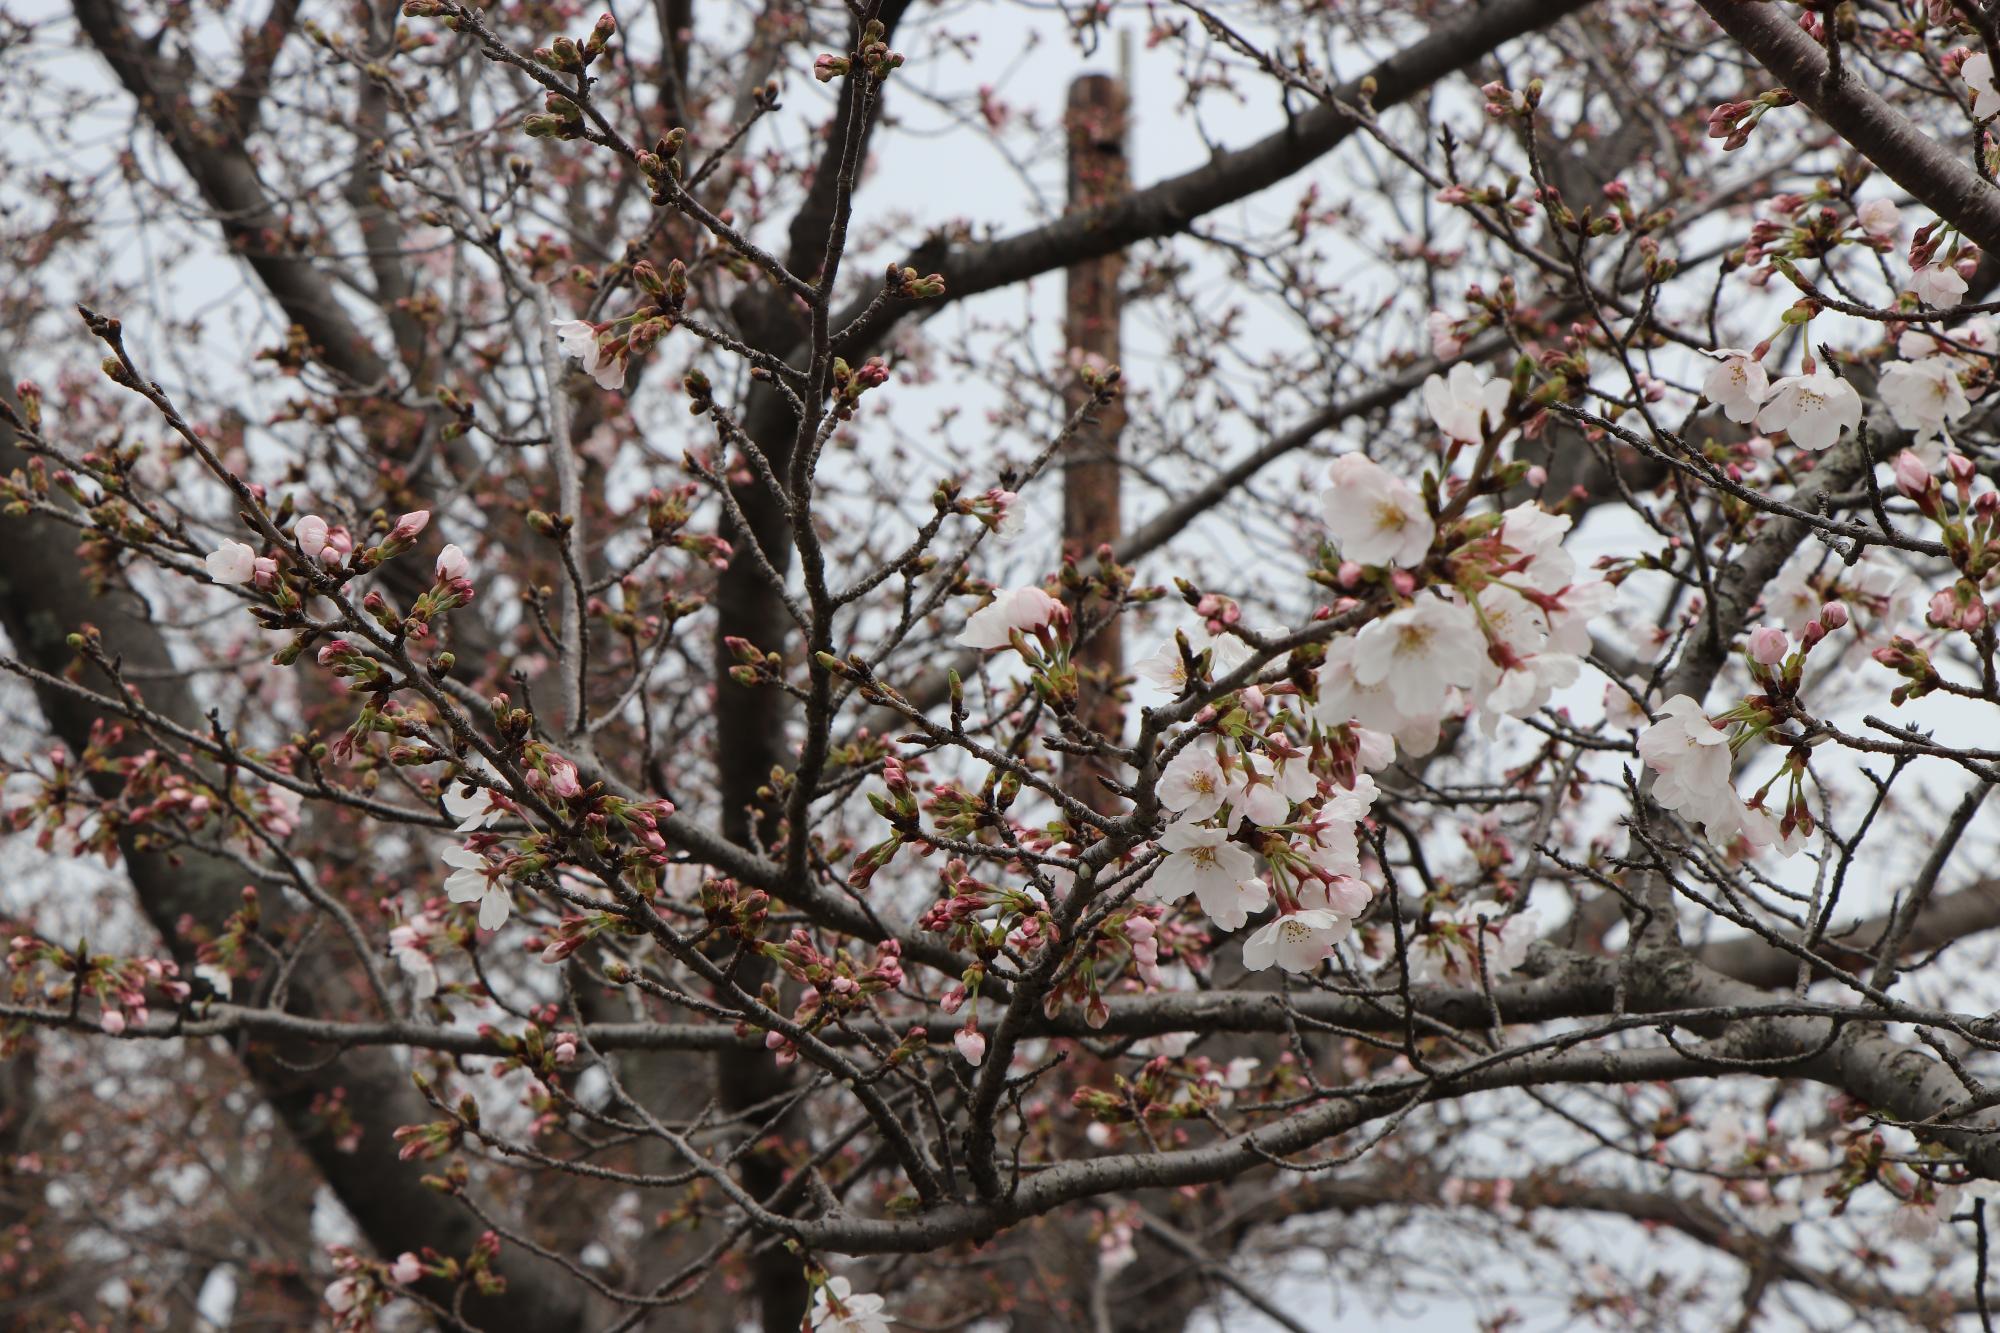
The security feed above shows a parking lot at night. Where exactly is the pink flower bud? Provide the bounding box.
[390,509,432,542]
[296,514,329,560]
[390,1253,424,1284]
[954,1025,986,1066]
[435,543,471,583]
[1747,625,1788,665]
[1894,451,1932,500]
[1820,601,1849,630]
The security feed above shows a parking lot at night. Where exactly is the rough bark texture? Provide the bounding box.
[1061,72,1130,812]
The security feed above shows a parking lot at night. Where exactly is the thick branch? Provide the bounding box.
[1698,0,2000,257]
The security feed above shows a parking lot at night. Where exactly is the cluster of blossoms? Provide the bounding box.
[942,367,1620,990]
[205,508,443,587]
[1153,441,1609,970]
[1699,348,1863,452]
[1636,588,1861,855]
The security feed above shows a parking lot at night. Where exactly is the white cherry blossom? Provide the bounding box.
[1320,452,1434,567]
[390,917,440,999]
[1302,875,1373,917]
[443,846,512,930]
[295,514,330,561]
[1351,594,1484,718]
[1423,361,1510,443]
[1603,683,1649,731]
[1543,581,1618,656]
[1481,651,1580,721]
[1296,815,1362,880]
[1699,348,1768,425]
[1879,356,1969,440]
[1967,52,2000,118]
[1407,903,1537,984]
[552,318,626,391]
[811,1276,894,1333]
[442,781,504,832]
[1755,369,1861,452]
[1134,624,1252,693]
[1158,746,1235,823]
[956,586,1065,650]
[1314,639,1445,757]
[1241,908,1350,973]
[1148,822,1256,904]
[1501,501,1577,590]
[1197,875,1271,931]
[1636,695,1736,828]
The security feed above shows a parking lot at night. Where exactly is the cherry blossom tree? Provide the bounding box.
[6,0,2000,1328]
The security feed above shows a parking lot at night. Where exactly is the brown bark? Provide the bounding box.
[1061,73,1130,812]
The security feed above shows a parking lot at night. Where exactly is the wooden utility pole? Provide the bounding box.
[1060,72,1130,811]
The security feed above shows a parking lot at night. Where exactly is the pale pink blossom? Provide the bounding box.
[1313,638,1444,757]
[1407,903,1537,984]
[553,318,628,391]
[204,539,257,585]
[1910,263,1969,309]
[1303,874,1373,917]
[1637,695,1736,828]
[295,514,330,561]
[546,755,583,799]
[1197,876,1271,931]
[956,586,1066,650]
[325,1277,362,1314]
[1351,595,1484,718]
[1426,310,1465,358]
[953,1025,986,1066]
[390,920,440,999]
[1134,624,1251,693]
[1857,197,1900,239]
[1603,683,1649,731]
[1879,357,1969,440]
[442,781,502,832]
